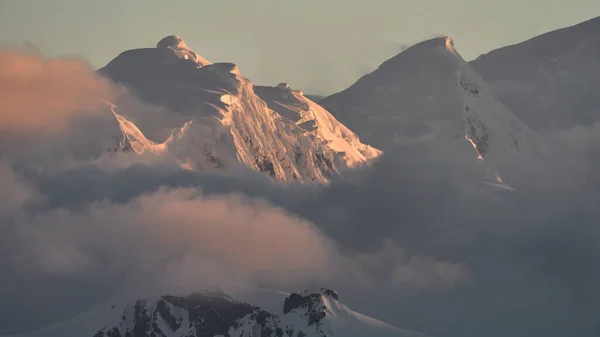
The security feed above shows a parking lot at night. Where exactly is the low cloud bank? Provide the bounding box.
[1,48,600,337]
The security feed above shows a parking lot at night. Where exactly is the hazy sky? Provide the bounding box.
[1,0,598,93]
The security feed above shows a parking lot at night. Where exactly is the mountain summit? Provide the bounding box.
[319,36,537,158]
[156,35,211,66]
[99,36,380,183]
[318,36,540,187]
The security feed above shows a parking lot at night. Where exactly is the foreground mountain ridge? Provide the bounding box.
[4,289,426,337]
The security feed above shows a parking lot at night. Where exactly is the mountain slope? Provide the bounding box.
[253,83,381,167]
[470,16,600,131]
[3,289,426,337]
[318,37,540,186]
[319,37,537,156]
[99,36,380,184]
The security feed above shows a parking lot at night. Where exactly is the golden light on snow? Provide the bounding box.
[445,37,455,54]
[465,135,511,188]
[464,135,484,161]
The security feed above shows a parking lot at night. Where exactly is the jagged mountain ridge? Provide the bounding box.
[98,36,380,184]
[470,16,600,131]
[253,83,381,167]
[5,289,425,337]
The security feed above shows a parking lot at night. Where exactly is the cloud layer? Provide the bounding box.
[1,48,600,337]
[0,49,114,132]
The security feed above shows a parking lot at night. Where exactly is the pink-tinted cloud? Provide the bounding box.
[0,48,114,132]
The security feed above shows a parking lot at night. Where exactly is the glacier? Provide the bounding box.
[98,36,381,184]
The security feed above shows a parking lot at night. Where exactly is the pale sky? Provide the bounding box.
[1,0,598,94]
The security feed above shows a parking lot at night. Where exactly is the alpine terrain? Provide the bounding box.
[471,16,600,131]
[98,35,380,184]
[318,37,542,188]
[5,289,426,337]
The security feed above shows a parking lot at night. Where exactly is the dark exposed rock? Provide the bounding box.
[93,291,317,337]
[132,301,153,337]
[155,299,180,331]
[312,150,334,179]
[465,106,491,157]
[283,292,327,328]
[163,292,256,336]
[320,289,339,301]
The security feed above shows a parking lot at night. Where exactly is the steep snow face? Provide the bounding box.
[99,37,381,184]
[319,37,539,172]
[109,104,165,154]
[5,289,426,337]
[254,84,381,167]
[470,17,600,131]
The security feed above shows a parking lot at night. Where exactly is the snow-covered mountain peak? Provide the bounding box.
[156,35,189,49]
[319,36,540,188]
[156,35,210,66]
[99,40,380,183]
[5,288,425,337]
[89,289,427,337]
[321,36,537,152]
[378,37,455,72]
